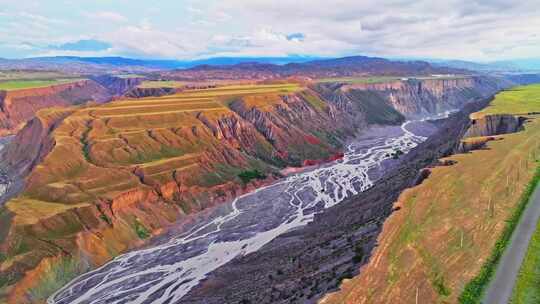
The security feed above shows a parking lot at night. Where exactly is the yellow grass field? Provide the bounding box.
[137,80,186,88]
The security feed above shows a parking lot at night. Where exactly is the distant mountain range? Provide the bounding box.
[1,55,539,76]
[430,58,540,72]
[0,55,464,78]
[0,56,322,73]
[161,56,463,81]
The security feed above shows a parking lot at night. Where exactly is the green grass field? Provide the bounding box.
[459,83,540,304]
[477,84,540,117]
[0,70,73,81]
[508,85,540,303]
[0,79,83,91]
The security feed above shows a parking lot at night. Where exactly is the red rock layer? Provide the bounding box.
[0,80,111,136]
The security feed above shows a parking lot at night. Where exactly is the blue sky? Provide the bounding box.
[1,0,539,61]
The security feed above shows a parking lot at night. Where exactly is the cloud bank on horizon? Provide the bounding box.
[0,0,539,61]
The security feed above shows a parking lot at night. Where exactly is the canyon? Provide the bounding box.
[2,2,540,302]
[0,74,512,303]
[170,88,505,304]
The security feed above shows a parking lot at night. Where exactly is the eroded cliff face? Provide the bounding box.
[455,113,526,153]
[0,80,111,136]
[124,87,179,98]
[315,76,511,118]
[228,91,352,165]
[464,114,525,138]
[90,75,143,96]
[0,77,510,303]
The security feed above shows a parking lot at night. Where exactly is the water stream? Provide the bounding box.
[49,119,436,304]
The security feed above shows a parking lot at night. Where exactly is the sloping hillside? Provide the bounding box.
[0,76,142,136]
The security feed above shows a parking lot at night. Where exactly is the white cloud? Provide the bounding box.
[2,0,540,60]
[101,22,205,59]
[86,11,128,23]
[194,0,540,61]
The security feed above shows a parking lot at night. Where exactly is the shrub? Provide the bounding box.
[238,169,266,184]
[134,220,150,239]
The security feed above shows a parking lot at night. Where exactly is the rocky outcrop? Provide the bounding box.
[316,76,511,118]
[464,114,525,138]
[456,112,526,153]
[228,91,352,165]
[0,80,111,136]
[90,75,143,96]
[124,87,179,98]
[457,136,505,153]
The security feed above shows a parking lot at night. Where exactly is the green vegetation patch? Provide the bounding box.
[238,169,267,184]
[0,206,13,245]
[26,256,90,302]
[299,90,328,111]
[479,84,540,116]
[312,130,345,149]
[0,79,83,91]
[0,70,75,81]
[459,165,540,303]
[133,219,150,239]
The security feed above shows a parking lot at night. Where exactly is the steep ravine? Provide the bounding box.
[0,76,509,303]
[178,96,493,304]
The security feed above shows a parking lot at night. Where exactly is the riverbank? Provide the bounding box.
[48,117,433,303]
[162,98,491,303]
